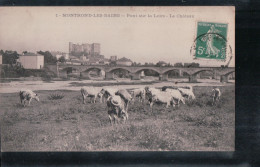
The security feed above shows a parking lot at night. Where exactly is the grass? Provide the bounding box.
[0,86,235,151]
[48,93,65,100]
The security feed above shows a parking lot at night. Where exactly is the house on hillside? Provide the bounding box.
[99,58,110,65]
[19,52,44,69]
[116,57,132,66]
[50,51,69,60]
[156,61,167,67]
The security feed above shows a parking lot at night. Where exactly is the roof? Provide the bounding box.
[117,57,132,62]
[50,51,63,56]
[22,52,43,56]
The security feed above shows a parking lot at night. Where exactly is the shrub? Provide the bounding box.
[48,93,64,100]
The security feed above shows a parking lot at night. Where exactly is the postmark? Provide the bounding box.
[191,22,230,61]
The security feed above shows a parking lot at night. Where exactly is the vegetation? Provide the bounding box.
[58,56,66,63]
[48,93,65,100]
[0,86,234,151]
[37,51,57,64]
[0,50,20,65]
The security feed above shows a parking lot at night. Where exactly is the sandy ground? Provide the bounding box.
[0,78,235,93]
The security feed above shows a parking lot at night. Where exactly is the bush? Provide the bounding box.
[48,93,64,100]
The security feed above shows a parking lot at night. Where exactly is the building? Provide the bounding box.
[50,51,69,60]
[99,58,110,65]
[0,54,2,64]
[80,55,88,61]
[69,42,101,56]
[91,43,101,56]
[19,52,44,69]
[110,55,117,61]
[116,57,133,66]
[157,61,167,67]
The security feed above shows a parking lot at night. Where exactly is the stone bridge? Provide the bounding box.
[46,64,235,82]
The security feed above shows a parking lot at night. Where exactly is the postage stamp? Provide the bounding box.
[195,22,228,60]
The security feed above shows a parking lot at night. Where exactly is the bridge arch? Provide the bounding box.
[162,68,180,74]
[107,67,132,73]
[105,67,132,79]
[223,70,235,76]
[80,67,105,79]
[82,67,103,73]
[61,67,80,78]
[192,69,214,76]
[134,68,161,75]
[220,70,235,83]
[61,67,79,73]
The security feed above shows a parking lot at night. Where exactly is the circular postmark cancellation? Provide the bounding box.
[190,22,233,63]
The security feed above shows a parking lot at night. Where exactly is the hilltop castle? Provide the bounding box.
[69,42,101,57]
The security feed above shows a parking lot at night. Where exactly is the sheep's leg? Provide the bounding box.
[22,99,26,107]
[82,96,86,104]
[212,97,215,105]
[125,112,129,121]
[100,95,103,103]
[182,98,185,105]
[122,115,127,124]
[109,115,113,125]
[172,101,176,109]
[114,114,119,125]
[28,98,32,106]
[125,102,129,112]
[150,102,154,112]
[166,102,169,108]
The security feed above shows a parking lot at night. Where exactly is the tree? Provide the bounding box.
[2,50,19,65]
[131,62,137,66]
[174,62,183,67]
[37,51,57,64]
[58,56,66,63]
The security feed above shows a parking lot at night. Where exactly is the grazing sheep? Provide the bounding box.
[19,90,40,107]
[165,88,186,106]
[212,88,221,105]
[106,95,128,125]
[115,89,133,113]
[80,87,102,104]
[100,88,119,101]
[145,87,176,112]
[130,88,146,103]
[178,86,196,100]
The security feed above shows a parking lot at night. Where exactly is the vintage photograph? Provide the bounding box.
[0,7,235,151]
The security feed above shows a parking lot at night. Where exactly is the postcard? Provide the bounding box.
[0,7,235,151]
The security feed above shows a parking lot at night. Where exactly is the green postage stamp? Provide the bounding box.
[195,22,228,60]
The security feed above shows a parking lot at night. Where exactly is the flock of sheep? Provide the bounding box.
[19,86,221,125]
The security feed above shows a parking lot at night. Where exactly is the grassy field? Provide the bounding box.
[0,86,235,151]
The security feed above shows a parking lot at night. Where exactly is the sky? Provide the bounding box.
[0,7,235,67]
